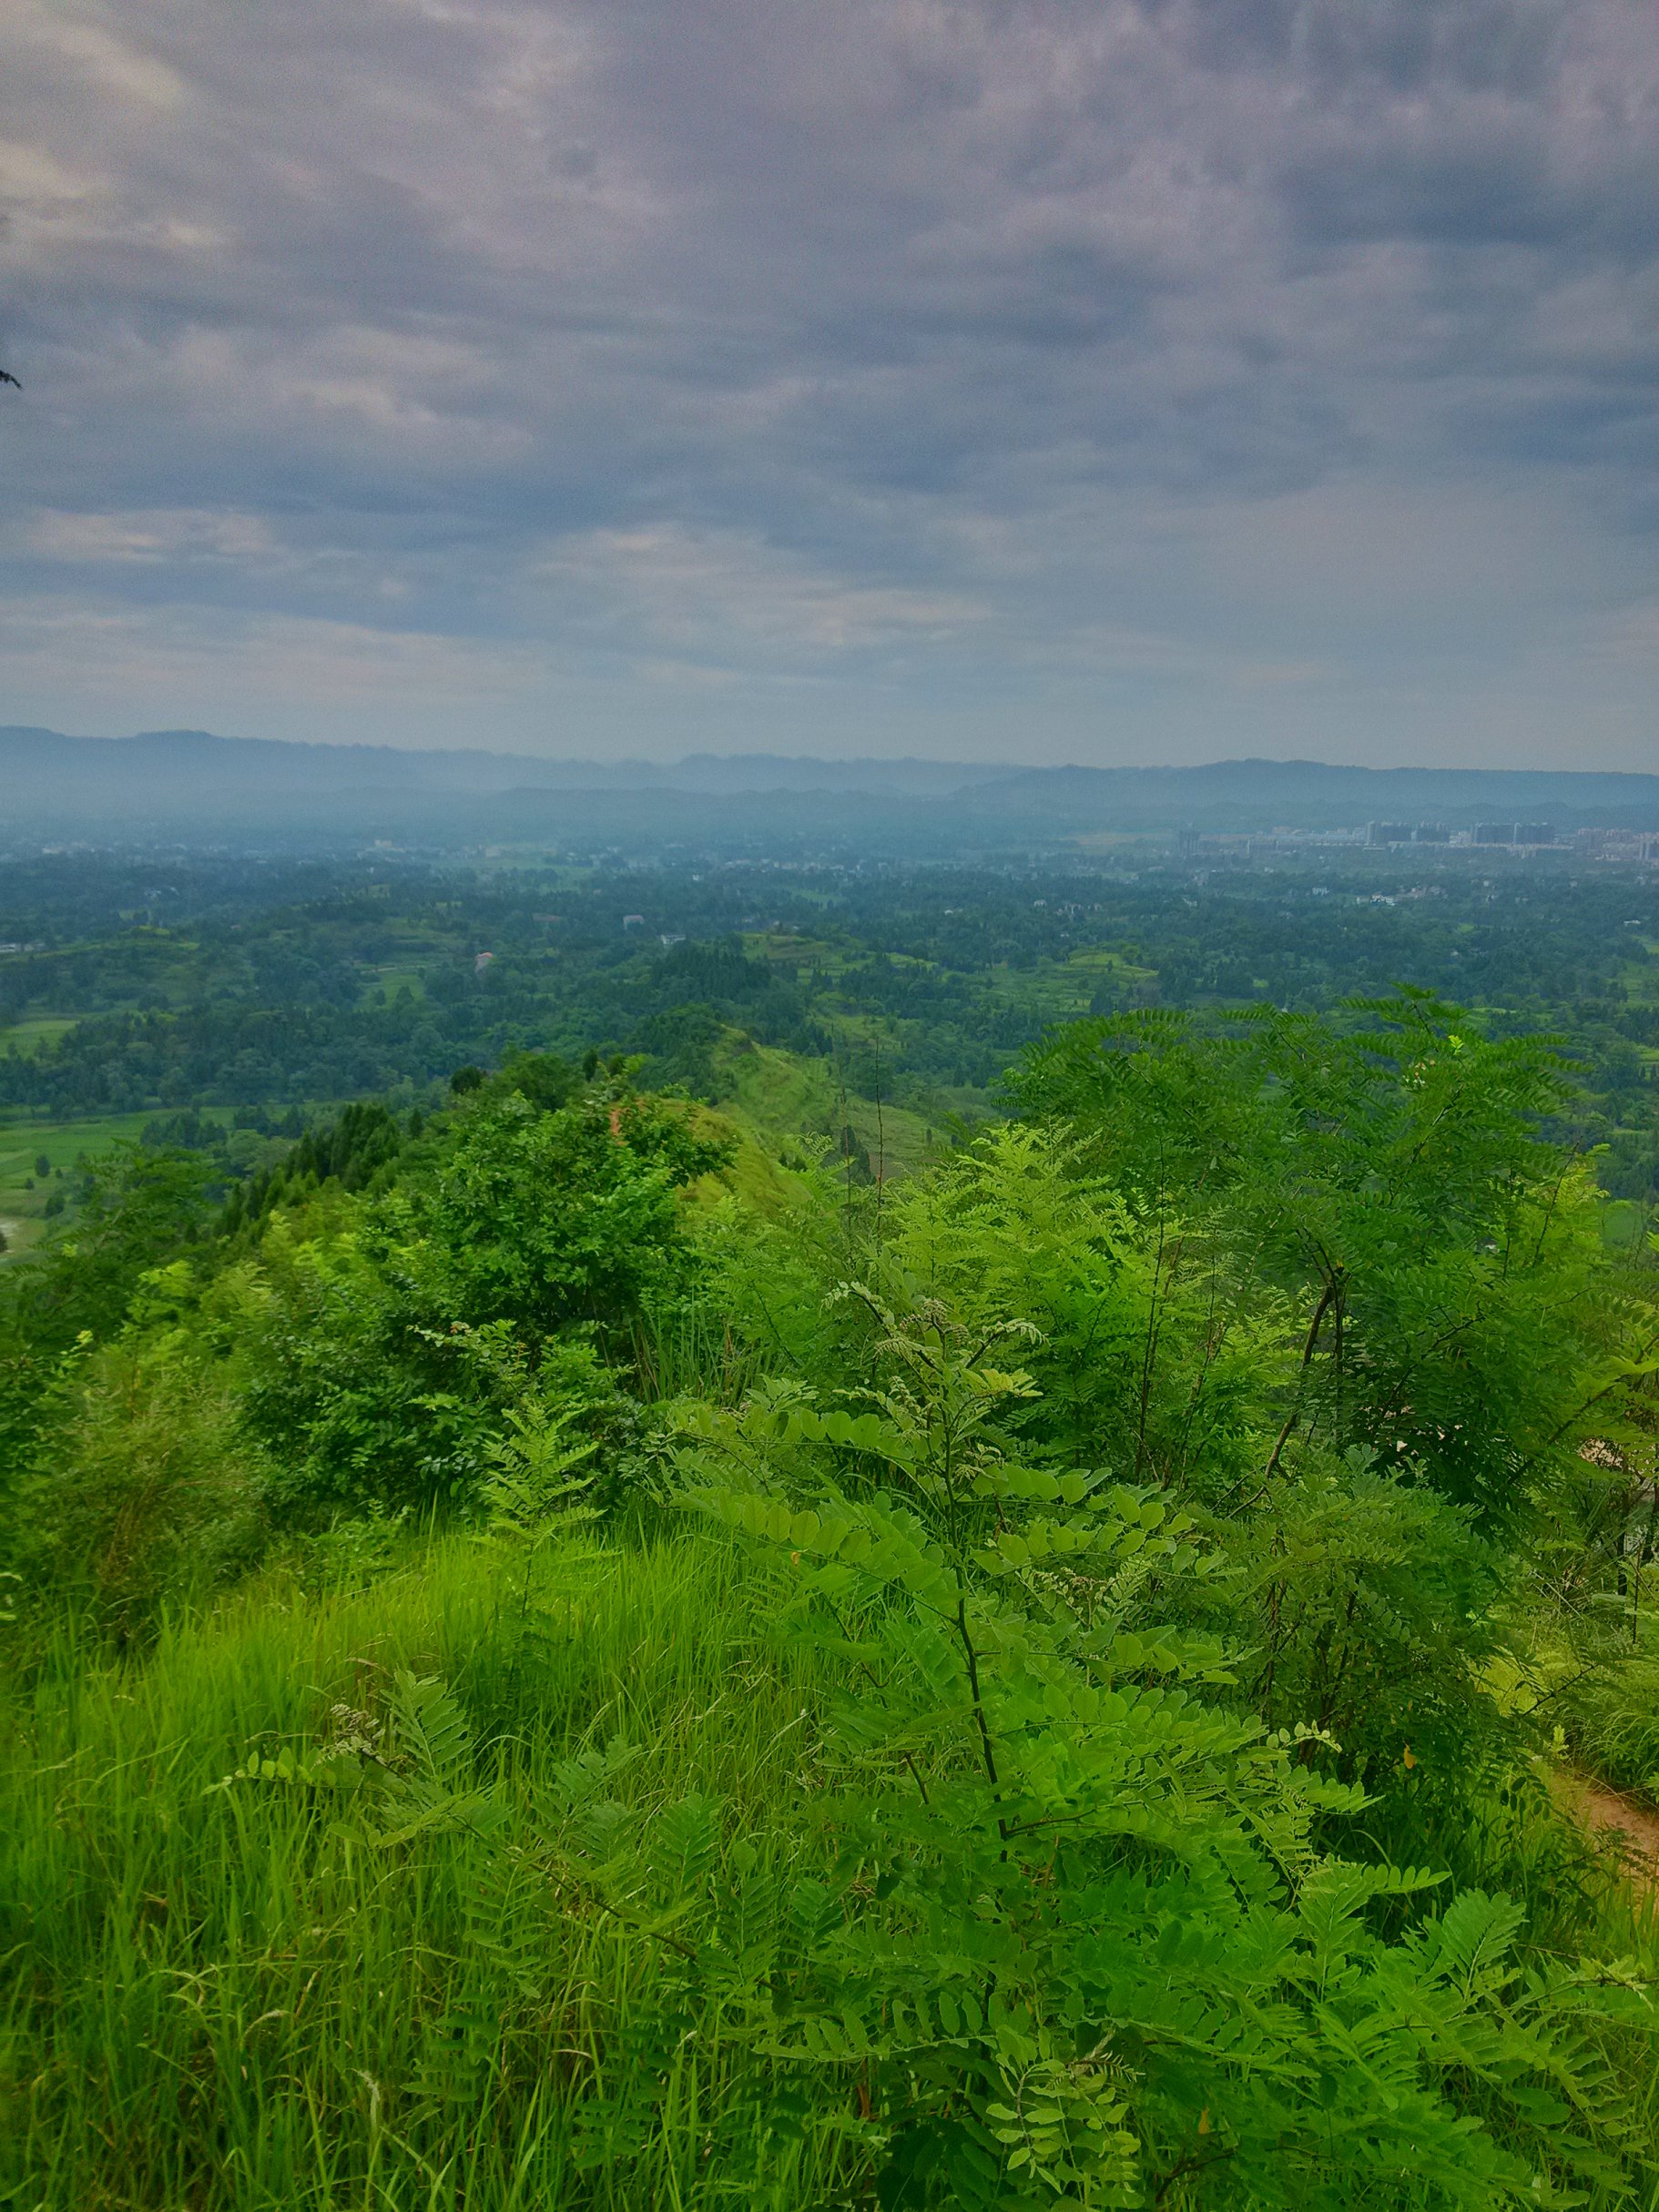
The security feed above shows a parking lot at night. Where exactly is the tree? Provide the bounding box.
[656,1282,1644,2207]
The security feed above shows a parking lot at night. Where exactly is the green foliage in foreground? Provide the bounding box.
[670,1304,1648,2207]
[0,1507,1649,2211]
[1,1534,852,2208]
[5,995,1659,2206]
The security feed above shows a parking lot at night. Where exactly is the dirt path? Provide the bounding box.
[1560,1771,1659,1895]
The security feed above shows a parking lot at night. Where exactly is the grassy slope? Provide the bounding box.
[7,1524,1657,2212]
[708,1033,939,1181]
[0,1528,856,2211]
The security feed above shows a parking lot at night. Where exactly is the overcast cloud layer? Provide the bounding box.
[3,0,1659,766]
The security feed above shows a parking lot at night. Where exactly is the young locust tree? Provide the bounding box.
[670,1285,1647,2209]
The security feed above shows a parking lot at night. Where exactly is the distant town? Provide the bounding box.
[1173,822,1659,864]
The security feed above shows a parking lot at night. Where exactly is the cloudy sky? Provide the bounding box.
[3,0,1658,766]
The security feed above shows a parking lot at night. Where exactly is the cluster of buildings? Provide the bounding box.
[1366,823,1659,858]
[1171,822,1659,867]
[1365,821,1558,849]
[1571,829,1659,864]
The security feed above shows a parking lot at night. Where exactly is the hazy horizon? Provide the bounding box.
[15,724,1659,784]
[4,3,1659,770]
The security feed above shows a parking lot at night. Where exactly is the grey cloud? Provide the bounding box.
[1,0,1657,763]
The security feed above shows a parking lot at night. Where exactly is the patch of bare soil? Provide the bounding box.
[1562,1772,1659,1895]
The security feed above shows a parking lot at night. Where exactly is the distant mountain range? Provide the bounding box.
[6,725,1659,849]
[0,727,1001,806]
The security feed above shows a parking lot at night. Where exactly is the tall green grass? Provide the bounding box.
[0,1530,859,2210]
[1557,1633,1659,1809]
[7,1526,1659,2208]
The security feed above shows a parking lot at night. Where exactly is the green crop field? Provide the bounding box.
[0,1013,77,1054]
[0,1110,236,1261]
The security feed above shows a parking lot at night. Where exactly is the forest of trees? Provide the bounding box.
[5,974,1659,2206]
[8,847,1659,1185]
